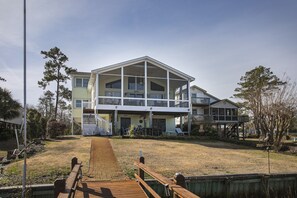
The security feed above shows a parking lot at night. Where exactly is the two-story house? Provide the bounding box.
[71,56,195,136]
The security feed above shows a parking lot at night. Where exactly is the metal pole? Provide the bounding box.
[267,147,270,174]
[22,0,27,197]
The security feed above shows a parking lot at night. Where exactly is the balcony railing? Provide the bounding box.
[187,114,249,123]
[96,96,190,108]
[191,97,210,105]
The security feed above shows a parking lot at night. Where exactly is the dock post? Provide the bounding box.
[174,173,186,188]
[71,157,78,170]
[54,178,65,198]
[138,156,145,180]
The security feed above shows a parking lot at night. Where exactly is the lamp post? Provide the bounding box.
[22,0,27,197]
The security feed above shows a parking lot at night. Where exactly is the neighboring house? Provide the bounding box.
[0,109,23,132]
[183,85,249,138]
[71,56,195,136]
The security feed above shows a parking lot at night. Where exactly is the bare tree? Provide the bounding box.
[260,77,297,150]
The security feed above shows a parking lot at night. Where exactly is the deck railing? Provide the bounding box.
[54,157,82,198]
[134,156,200,198]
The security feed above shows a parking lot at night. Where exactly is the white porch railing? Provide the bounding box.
[81,101,112,136]
[95,96,190,108]
[95,114,112,135]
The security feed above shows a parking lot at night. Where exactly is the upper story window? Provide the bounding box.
[75,99,89,108]
[128,77,144,90]
[75,78,89,88]
[191,93,196,98]
[151,81,165,91]
[106,79,121,89]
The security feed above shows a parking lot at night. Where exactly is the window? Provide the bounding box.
[106,79,121,89]
[192,109,197,115]
[151,81,164,91]
[149,93,163,99]
[191,93,196,98]
[76,78,82,87]
[75,99,89,108]
[128,77,144,90]
[105,91,121,97]
[75,78,89,88]
[83,79,89,87]
[75,100,82,108]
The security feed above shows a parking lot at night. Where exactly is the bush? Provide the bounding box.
[46,119,66,138]
[128,125,135,137]
[0,128,14,140]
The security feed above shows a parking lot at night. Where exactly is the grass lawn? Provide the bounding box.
[0,136,92,186]
[1,136,297,187]
[110,138,297,178]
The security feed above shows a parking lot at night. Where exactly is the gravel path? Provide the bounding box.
[84,137,127,181]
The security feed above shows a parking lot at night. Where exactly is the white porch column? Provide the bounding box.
[121,67,124,106]
[149,110,153,128]
[114,109,118,134]
[188,81,191,110]
[145,61,147,106]
[180,115,183,129]
[96,73,99,107]
[188,112,192,135]
[167,70,170,107]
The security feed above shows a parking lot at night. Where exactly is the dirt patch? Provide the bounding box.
[85,137,127,181]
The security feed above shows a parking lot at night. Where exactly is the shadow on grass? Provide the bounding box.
[115,136,258,150]
[45,135,80,142]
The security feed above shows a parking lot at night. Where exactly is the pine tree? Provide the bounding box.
[38,47,76,119]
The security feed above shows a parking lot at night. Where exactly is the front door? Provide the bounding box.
[120,117,131,135]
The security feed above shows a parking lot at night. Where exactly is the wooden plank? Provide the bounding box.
[65,164,81,191]
[74,180,147,198]
[135,162,200,198]
[134,162,173,185]
[134,173,161,198]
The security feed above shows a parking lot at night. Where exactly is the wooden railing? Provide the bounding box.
[134,156,200,198]
[54,157,82,198]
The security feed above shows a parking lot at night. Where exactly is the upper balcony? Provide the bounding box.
[96,96,189,109]
[92,59,192,112]
[191,97,210,106]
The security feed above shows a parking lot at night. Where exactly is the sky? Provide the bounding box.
[0,0,297,106]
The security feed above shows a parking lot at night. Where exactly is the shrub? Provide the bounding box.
[0,128,14,140]
[46,119,66,138]
[128,125,135,137]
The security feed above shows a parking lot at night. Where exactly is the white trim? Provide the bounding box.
[95,73,98,107]
[121,67,124,106]
[96,105,190,113]
[91,56,195,82]
[144,61,147,106]
[167,70,170,107]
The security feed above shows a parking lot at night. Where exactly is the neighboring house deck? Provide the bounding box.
[182,85,249,138]
[71,56,195,136]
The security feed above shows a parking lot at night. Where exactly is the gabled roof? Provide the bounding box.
[191,85,220,101]
[91,56,195,81]
[70,71,91,76]
[210,99,239,108]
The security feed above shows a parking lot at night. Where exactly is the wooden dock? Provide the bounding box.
[74,180,147,198]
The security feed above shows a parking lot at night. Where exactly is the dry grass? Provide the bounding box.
[2,137,297,186]
[110,139,297,178]
[1,136,92,186]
